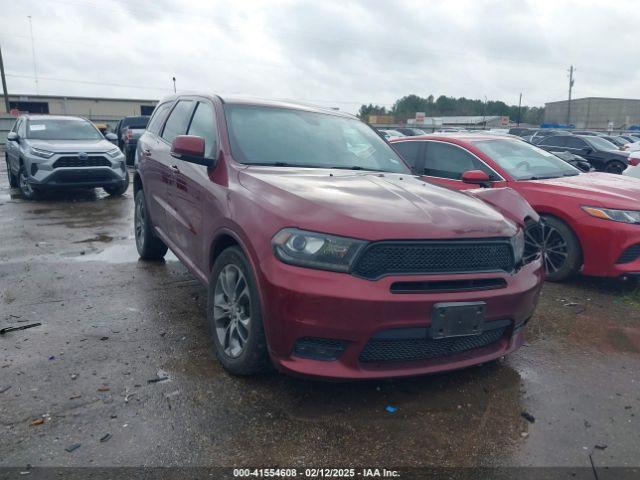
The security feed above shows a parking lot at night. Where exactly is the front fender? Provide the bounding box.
[465,187,539,228]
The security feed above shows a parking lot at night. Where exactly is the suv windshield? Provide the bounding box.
[585,136,619,150]
[224,105,409,173]
[26,118,103,140]
[473,138,580,180]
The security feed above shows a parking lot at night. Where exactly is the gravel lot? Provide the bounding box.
[0,160,639,472]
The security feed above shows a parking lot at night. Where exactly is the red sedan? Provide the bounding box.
[391,134,640,281]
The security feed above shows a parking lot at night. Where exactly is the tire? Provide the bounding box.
[134,189,168,260]
[6,157,18,188]
[605,160,626,174]
[207,246,269,375]
[125,149,134,166]
[18,164,39,200]
[524,215,581,282]
[104,170,130,196]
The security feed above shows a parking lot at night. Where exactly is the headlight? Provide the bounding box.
[29,147,54,158]
[511,228,525,264]
[582,206,640,224]
[272,228,366,272]
[106,148,121,158]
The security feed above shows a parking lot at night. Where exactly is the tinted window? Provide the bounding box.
[25,118,102,140]
[585,136,618,150]
[225,105,408,173]
[565,137,587,149]
[393,141,421,168]
[187,102,217,157]
[423,142,496,180]
[161,101,194,144]
[539,136,567,147]
[147,102,173,135]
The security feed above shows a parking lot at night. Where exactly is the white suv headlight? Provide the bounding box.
[106,148,122,158]
[30,147,54,158]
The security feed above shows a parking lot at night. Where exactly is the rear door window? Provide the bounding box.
[161,100,195,144]
[539,136,567,148]
[423,141,496,180]
[565,137,587,149]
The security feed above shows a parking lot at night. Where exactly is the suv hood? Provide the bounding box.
[524,172,640,210]
[25,138,116,153]
[238,167,518,240]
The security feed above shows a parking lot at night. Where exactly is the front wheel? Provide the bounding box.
[134,189,168,260]
[104,171,130,196]
[524,216,581,282]
[605,160,627,174]
[207,246,269,375]
[18,164,38,200]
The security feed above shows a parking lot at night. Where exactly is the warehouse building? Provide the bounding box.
[544,97,640,130]
[0,93,158,123]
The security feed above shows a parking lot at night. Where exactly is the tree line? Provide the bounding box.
[358,94,545,125]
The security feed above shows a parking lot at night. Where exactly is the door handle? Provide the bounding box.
[170,165,180,173]
[142,149,151,157]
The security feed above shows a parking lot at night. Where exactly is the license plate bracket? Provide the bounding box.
[430,302,486,339]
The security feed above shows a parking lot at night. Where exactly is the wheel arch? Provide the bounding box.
[133,171,143,195]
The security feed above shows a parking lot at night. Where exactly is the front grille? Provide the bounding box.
[352,240,514,279]
[616,244,640,264]
[53,156,112,168]
[359,326,507,363]
[54,170,113,182]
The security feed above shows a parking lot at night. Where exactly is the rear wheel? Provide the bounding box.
[605,160,626,174]
[524,216,581,282]
[134,189,168,260]
[18,164,38,200]
[6,157,18,188]
[207,246,269,375]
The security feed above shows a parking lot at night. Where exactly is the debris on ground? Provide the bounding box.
[100,336,109,341]
[99,433,112,443]
[30,418,44,426]
[97,386,110,392]
[148,369,170,384]
[385,406,397,413]
[65,443,81,453]
[595,444,608,450]
[70,374,78,380]
[69,394,81,400]
[521,411,535,423]
[0,386,11,394]
[48,356,55,361]
[0,323,42,335]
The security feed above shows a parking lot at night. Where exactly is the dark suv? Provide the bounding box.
[114,115,150,165]
[133,94,543,379]
[537,134,630,173]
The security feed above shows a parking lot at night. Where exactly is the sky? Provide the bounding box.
[0,0,638,114]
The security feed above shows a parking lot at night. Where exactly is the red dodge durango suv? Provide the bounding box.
[133,94,544,379]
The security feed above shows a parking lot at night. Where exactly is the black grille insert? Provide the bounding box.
[53,156,112,168]
[352,240,515,279]
[616,244,640,264]
[293,337,346,361]
[54,170,112,182]
[359,326,507,363]
[390,278,507,293]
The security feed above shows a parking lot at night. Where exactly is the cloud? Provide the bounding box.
[0,0,638,113]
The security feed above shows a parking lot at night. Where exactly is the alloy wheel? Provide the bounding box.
[524,221,569,276]
[213,264,251,358]
[19,170,34,198]
[134,197,146,250]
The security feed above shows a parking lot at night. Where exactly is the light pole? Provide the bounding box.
[172,77,176,93]
[27,15,39,95]
[0,42,10,113]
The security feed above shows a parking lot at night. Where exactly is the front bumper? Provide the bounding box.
[258,256,544,380]
[576,213,640,277]
[25,152,127,189]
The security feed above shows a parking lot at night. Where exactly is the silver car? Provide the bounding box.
[5,115,129,199]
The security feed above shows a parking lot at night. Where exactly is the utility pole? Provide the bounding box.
[567,65,575,126]
[27,15,39,94]
[517,92,522,126]
[0,42,10,113]
[172,77,176,93]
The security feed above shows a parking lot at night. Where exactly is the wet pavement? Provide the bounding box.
[0,160,639,470]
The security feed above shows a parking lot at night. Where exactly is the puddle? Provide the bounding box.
[74,241,178,263]
[73,234,116,244]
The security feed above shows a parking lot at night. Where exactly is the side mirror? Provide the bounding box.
[462,169,491,187]
[7,132,19,142]
[170,135,215,167]
[105,132,118,144]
